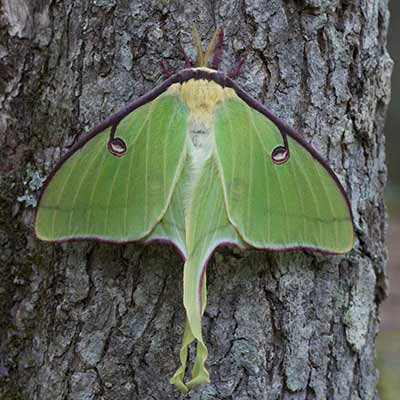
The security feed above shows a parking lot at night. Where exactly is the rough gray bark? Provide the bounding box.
[0,1,392,399]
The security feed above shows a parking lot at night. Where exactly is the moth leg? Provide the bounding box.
[160,60,172,79]
[228,56,246,79]
[180,47,193,68]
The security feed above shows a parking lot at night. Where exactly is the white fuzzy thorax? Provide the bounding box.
[166,78,236,229]
[167,77,235,165]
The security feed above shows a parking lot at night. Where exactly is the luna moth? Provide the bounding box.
[35,28,354,393]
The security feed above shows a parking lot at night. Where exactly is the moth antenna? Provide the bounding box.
[204,27,221,68]
[160,60,172,78]
[211,28,224,69]
[192,25,204,67]
[228,56,246,79]
[180,47,193,68]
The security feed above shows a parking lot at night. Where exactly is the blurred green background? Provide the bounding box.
[378,2,400,399]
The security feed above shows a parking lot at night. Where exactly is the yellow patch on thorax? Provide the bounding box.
[166,73,236,165]
[166,77,236,122]
[165,72,238,217]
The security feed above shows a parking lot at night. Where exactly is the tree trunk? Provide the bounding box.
[0,1,392,399]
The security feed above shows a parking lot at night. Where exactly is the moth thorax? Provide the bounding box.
[179,79,235,114]
[188,113,214,165]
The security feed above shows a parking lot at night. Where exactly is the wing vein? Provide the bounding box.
[51,154,80,237]
[83,138,110,234]
[314,161,339,249]
[66,137,105,236]
[163,98,179,197]
[124,104,154,236]
[248,108,271,242]
[292,149,322,244]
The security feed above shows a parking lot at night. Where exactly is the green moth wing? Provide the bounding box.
[214,96,354,253]
[170,88,354,393]
[35,93,188,242]
[145,158,189,258]
[34,45,355,393]
[170,156,245,392]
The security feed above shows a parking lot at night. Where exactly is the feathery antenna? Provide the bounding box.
[204,28,221,67]
[192,26,204,67]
